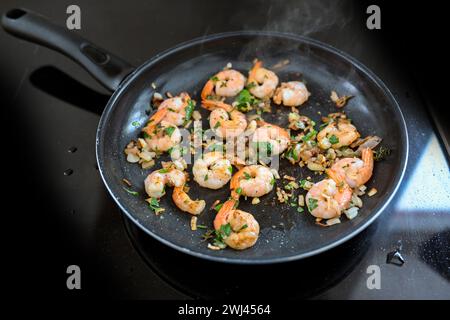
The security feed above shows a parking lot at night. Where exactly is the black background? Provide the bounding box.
[2,0,449,301]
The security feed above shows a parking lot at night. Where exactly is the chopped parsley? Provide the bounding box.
[228,166,233,175]
[210,76,219,82]
[270,178,276,185]
[213,223,232,248]
[148,197,164,214]
[329,134,339,145]
[143,132,151,139]
[184,99,195,124]
[235,187,243,195]
[196,224,208,229]
[234,89,259,112]
[239,224,248,231]
[297,207,304,213]
[165,126,176,137]
[307,198,318,212]
[302,129,317,142]
[255,141,273,156]
[214,203,223,212]
[131,121,140,127]
[123,187,139,196]
[214,121,221,129]
[159,168,170,173]
[244,172,251,180]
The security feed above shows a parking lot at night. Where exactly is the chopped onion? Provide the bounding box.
[190,216,197,231]
[126,153,140,163]
[345,207,359,220]
[326,218,341,226]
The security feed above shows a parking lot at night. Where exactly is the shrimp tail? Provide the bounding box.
[201,99,233,112]
[214,199,236,230]
[201,80,215,100]
[248,59,262,83]
[142,108,168,135]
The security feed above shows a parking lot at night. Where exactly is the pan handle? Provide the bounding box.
[1,8,135,92]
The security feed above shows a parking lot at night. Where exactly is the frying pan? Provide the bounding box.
[2,8,408,264]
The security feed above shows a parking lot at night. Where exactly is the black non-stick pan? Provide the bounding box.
[2,8,408,264]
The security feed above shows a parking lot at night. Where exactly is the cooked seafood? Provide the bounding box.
[214,199,260,250]
[247,60,279,99]
[202,100,247,138]
[144,167,186,199]
[230,165,274,198]
[192,151,233,189]
[122,58,387,252]
[273,81,310,107]
[172,185,206,215]
[327,148,374,188]
[201,69,246,99]
[305,177,352,219]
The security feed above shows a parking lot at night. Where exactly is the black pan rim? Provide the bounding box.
[96,30,409,264]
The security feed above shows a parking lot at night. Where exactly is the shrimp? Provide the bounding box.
[251,121,290,155]
[326,148,374,188]
[201,69,246,99]
[305,178,352,220]
[172,185,206,215]
[144,120,181,152]
[144,168,186,199]
[273,81,310,107]
[203,100,247,138]
[157,92,192,126]
[192,151,233,189]
[247,60,279,99]
[230,165,274,198]
[317,119,360,150]
[214,199,260,250]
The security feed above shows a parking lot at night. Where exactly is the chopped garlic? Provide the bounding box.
[367,188,378,197]
[326,218,341,226]
[190,216,197,231]
[252,197,260,205]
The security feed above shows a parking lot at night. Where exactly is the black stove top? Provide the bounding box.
[3,0,449,300]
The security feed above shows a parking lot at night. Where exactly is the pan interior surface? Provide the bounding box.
[97,32,407,263]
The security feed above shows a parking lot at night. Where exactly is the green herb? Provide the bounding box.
[228,166,233,175]
[131,121,140,127]
[244,172,251,180]
[270,178,276,185]
[201,229,215,241]
[214,121,221,129]
[290,202,297,207]
[165,126,175,137]
[213,223,232,248]
[196,225,208,229]
[285,147,299,161]
[204,174,209,181]
[255,141,273,156]
[374,146,392,161]
[302,129,317,142]
[307,198,318,212]
[159,168,170,173]
[210,76,219,82]
[143,132,151,139]
[246,82,257,89]
[234,89,259,112]
[123,187,139,196]
[239,224,248,231]
[214,203,223,212]
[299,179,308,188]
[329,134,339,145]
[184,99,195,124]
[148,197,163,214]
[319,122,329,130]
[297,207,304,213]
[235,187,242,195]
